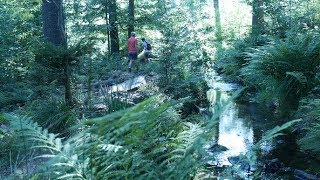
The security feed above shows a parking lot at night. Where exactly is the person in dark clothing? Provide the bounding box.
[141,38,151,62]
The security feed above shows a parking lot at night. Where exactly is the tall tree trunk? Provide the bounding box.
[213,0,222,43]
[64,60,72,107]
[107,0,120,54]
[105,0,111,55]
[42,0,67,46]
[128,0,135,38]
[252,0,264,36]
[42,0,72,107]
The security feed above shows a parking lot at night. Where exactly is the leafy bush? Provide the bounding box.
[0,83,33,110]
[156,4,213,89]
[25,96,77,136]
[0,115,38,178]
[295,93,320,157]
[166,77,209,118]
[19,95,210,179]
[214,35,271,83]
[240,31,320,112]
[0,115,14,156]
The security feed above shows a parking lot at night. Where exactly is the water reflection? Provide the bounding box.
[206,75,254,169]
[217,104,254,166]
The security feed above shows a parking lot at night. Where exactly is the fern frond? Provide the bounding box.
[254,119,302,149]
[295,96,320,156]
[286,71,307,85]
[240,32,320,110]
[57,173,84,180]
[2,95,221,179]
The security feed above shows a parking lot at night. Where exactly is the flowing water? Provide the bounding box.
[206,74,257,178]
[205,73,320,179]
[84,73,319,178]
[216,105,254,166]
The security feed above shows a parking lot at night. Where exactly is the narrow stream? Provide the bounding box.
[216,105,254,166]
[83,73,319,178]
[206,74,256,178]
[205,73,320,179]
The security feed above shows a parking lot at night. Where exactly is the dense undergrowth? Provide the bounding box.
[0,94,216,179]
[0,38,215,178]
[214,29,320,174]
[1,0,320,178]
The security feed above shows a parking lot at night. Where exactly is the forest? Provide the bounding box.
[0,0,320,179]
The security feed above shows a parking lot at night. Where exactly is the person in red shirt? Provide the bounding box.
[128,32,138,72]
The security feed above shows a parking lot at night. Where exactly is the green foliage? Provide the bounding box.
[167,77,209,118]
[295,95,320,157]
[240,31,320,111]
[25,96,78,136]
[263,0,320,36]
[153,1,213,88]
[80,95,184,179]
[214,35,271,82]
[0,115,15,161]
[214,40,247,81]
[3,0,320,178]
[75,54,127,85]
[157,28,210,87]
[31,39,93,85]
[0,0,41,84]
[0,113,91,178]
[0,115,8,125]
[12,95,212,179]
[65,0,106,45]
[0,114,45,178]
[244,0,320,37]
[254,119,302,149]
[0,83,33,110]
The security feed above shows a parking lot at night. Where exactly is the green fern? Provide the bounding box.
[240,31,320,111]
[3,114,86,179]
[26,97,77,135]
[1,94,230,179]
[254,119,302,150]
[295,97,320,156]
[53,95,213,179]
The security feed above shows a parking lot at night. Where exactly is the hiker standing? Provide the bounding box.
[141,38,151,62]
[128,32,138,72]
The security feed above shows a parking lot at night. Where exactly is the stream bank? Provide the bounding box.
[205,72,320,179]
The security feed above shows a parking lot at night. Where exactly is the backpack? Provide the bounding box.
[146,42,152,50]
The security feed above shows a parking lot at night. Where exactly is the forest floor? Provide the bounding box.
[78,68,159,117]
[0,68,159,178]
